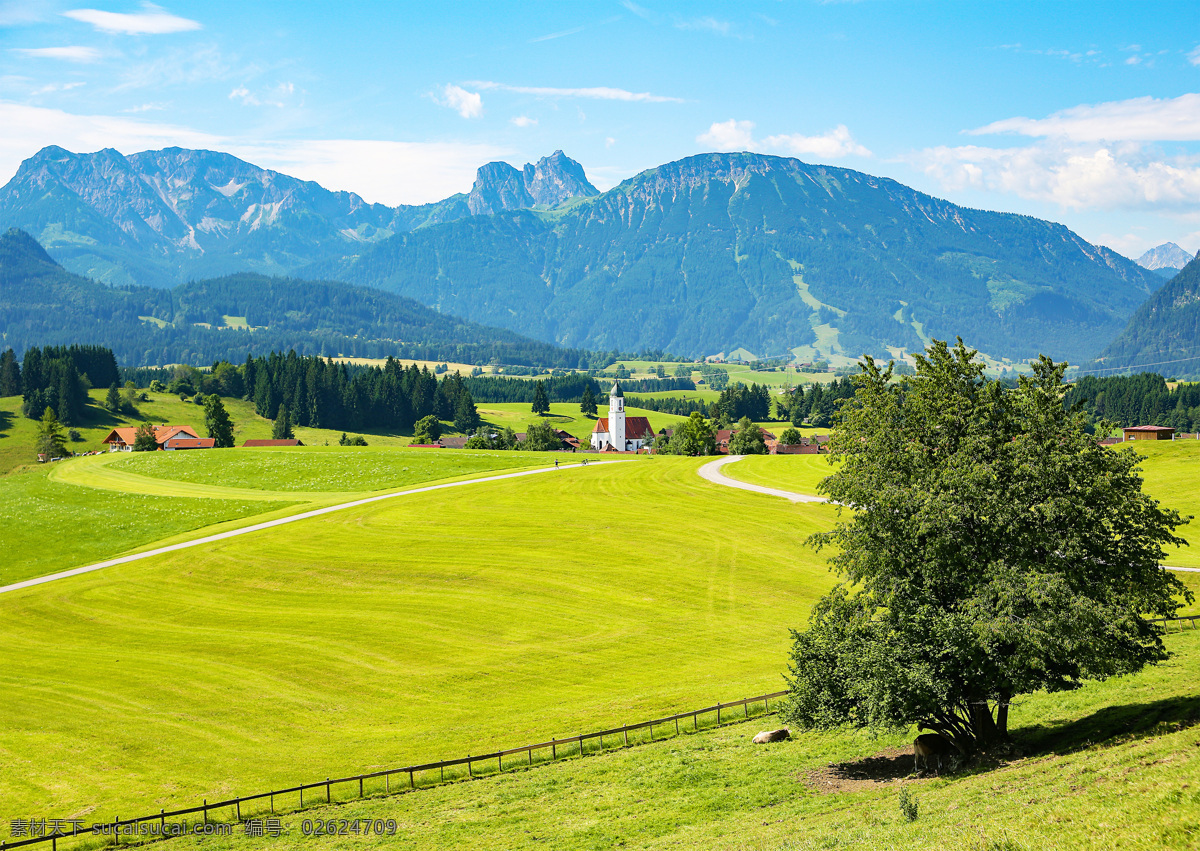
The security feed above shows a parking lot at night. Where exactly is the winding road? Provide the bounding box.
[698,455,1199,574]
[0,460,625,596]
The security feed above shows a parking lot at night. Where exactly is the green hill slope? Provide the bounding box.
[314,152,1161,364]
[0,228,591,367]
[1094,253,1200,377]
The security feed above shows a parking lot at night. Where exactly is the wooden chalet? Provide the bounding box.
[102,425,212,451]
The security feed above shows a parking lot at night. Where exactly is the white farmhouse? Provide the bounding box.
[589,381,655,452]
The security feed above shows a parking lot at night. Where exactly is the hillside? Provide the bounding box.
[1094,252,1200,376]
[314,153,1162,364]
[0,228,591,368]
[0,146,596,287]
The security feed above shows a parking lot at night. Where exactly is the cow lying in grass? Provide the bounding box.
[752,728,790,744]
[913,732,955,774]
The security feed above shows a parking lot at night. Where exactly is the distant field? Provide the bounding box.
[132,629,1200,851]
[0,456,839,820]
[476,402,675,442]
[109,446,554,493]
[1119,440,1200,568]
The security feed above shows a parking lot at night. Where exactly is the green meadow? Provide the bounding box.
[130,630,1200,851]
[0,456,840,822]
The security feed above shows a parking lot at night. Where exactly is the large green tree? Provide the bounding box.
[204,395,235,448]
[272,404,294,440]
[132,422,158,452]
[580,384,597,417]
[783,339,1191,756]
[727,416,768,455]
[523,418,564,452]
[660,411,717,456]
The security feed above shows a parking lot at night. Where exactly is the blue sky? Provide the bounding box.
[2,0,1199,258]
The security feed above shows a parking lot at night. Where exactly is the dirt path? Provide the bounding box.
[698,456,1196,574]
[696,455,828,504]
[0,461,626,596]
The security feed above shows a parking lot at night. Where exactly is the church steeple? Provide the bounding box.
[609,380,624,398]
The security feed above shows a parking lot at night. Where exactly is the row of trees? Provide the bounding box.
[1065,372,1200,432]
[12,345,119,425]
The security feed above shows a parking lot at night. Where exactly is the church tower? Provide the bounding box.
[609,381,626,451]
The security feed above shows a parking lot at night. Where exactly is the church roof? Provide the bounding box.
[592,416,655,439]
[609,380,624,398]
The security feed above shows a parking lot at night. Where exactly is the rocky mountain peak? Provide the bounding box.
[468,151,597,215]
[1136,242,1196,271]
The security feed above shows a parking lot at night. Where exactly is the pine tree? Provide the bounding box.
[0,349,20,397]
[272,404,295,440]
[132,422,158,452]
[204,395,235,448]
[105,382,121,413]
[35,407,68,458]
[532,380,550,415]
[580,383,597,416]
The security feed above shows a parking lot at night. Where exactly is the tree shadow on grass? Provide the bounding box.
[1015,693,1200,757]
[803,694,1200,793]
[0,408,14,438]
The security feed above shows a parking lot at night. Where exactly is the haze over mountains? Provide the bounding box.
[1098,252,1200,375]
[0,145,1167,366]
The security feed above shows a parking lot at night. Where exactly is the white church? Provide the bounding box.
[590,381,656,452]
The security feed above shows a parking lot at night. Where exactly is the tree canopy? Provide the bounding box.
[727,416,768,455]
[782,339,1192,756]
[204,395,235,448]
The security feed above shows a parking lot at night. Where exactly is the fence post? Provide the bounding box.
[693,711,698,731]
[409,769,415,788]
[270,792,274,813]
[648,722,654,742]
[359,777,364,798]
[623,726,629,747]
[326,779,331,803]
[675,717,680,735]
[744,701,748,718]
[498,753,503,772]
[528,748,532,766]
[236,798,241,821]
[468,758,473,778]
[299,788,303,808]
[203,801,208,825]
[717,703,721,725]
[579,735,584,757]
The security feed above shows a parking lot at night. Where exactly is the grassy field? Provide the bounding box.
[476,402,675,442]
[0,456,841,822]
[721,454,836,496]
[1126,440,1200,568]
[113,629,1200,851]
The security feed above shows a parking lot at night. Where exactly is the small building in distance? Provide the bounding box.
[242,438,305,447]
[590,381,654,452]
[102,425,212,451]
[1122,425,1175,441]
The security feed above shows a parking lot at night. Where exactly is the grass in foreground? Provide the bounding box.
[0,457,839,819]
[722,454,836,497]
[133,629,1200,851]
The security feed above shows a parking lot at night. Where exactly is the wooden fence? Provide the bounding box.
[1,690,788,851]
[1151,614,1200,631]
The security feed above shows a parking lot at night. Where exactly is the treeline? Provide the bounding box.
[3,345,119,424]
[243,352,480,434]
[774,377,858,427]
[1065,373,1200,432]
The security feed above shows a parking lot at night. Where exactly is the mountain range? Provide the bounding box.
[0,227,591,369]
[1136,242,1197,278]
[0,145,1167,366]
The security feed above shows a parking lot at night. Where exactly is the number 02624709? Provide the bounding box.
[301,818,397,836]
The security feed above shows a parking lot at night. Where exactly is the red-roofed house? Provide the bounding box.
[102,425,209,451]
[590,382,655,452]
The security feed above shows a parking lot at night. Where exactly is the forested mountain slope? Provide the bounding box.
[315,153,1161,364]
[0,229,590,368]
[1095,254,1200,377]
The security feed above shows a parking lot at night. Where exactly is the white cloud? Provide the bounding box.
[970,93,1200,142]
[675,16,733,36]
[697,119,756,150]
[911,140,1200,212]
[437,84,483,119]
[469,81,683,103]
[228,82,294,108]
[228,140,511,205]
[31,81,86,96]
[529,25,585,43]
[62,3,201,35]
[509,115,537,127]
[12,46,101,62]
[763,125,872,158]
[123,102,167,113]
[697,119,872,158]
[1189,45,1200,66]
[605,136,616,148]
